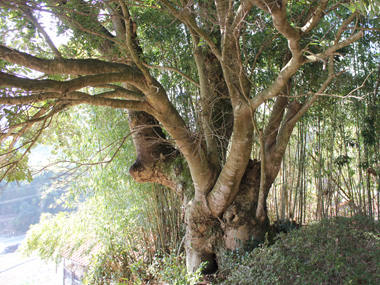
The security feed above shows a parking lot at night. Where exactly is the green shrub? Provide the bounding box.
[83,241,135,285]
[83,243,203,284]
[147,252,204,285]
[222,215,380,284]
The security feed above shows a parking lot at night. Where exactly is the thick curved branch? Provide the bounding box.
[0,72,65,92]
[147,90,216,195]
[301,0,329,34]
[118,1,155,89]
[0,88,143,105]
[231,0,254,32]
[92,89,144,100]
[67,96,147,110]
[305,31,364,63]
[0,71,149,94]
[250,0,301,57]
[206,104,254,217]
[269,2,302,57]
[251,30,364,111]
[274,59,337,161]
[0,45,130,75]
[250,57,303,110]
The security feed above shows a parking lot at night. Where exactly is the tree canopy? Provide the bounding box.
[1,0,379,274]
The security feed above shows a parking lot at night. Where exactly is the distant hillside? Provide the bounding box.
[0,171,69,235]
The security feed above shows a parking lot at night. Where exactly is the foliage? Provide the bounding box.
[147,252,204,285]
[0,150,32,183]
[22,105,185,283]
[84,249,204,284]
[84,234,145,284]
[346,0,380,18]
[222,215,380,284]
[23,165,184,284]
[1,0,379,277]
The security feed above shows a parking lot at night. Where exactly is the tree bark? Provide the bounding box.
[185,159,270,272]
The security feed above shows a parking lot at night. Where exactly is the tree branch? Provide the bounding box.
[0,71,150,94]
[305,31,364,63]
[190,30,220,171]
[251,30,364,111]
[0,45,131,75]
[18,3,62,58]
[118,1,155,89]
[250,57,303,110]
[275,56,338,161]
[301,0,329,34]
[206,104,254,216]
[250,0,302,57]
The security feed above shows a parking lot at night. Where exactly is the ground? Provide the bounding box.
[0,240,62,285]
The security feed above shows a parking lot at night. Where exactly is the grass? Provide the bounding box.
[218,215,380,284]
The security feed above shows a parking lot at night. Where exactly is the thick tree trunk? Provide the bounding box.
[185,160,270,273]
[0,0,367,278]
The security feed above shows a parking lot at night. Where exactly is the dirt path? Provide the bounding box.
[0,252,62,285]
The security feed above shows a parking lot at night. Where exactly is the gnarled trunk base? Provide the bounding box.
[185,160,270,272]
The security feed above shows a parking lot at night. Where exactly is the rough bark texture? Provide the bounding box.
[0,0,366,274]
[185,160,270,272]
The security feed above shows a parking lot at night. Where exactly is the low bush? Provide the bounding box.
[84,242,203,284]
[147,252,204,285]
[222,215,380,284]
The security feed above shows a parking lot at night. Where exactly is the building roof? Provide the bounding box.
[61,240,102,266]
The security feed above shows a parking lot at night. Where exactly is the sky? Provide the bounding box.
[28,145,53,169]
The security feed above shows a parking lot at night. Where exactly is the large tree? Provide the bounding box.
[0,0,377,272]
